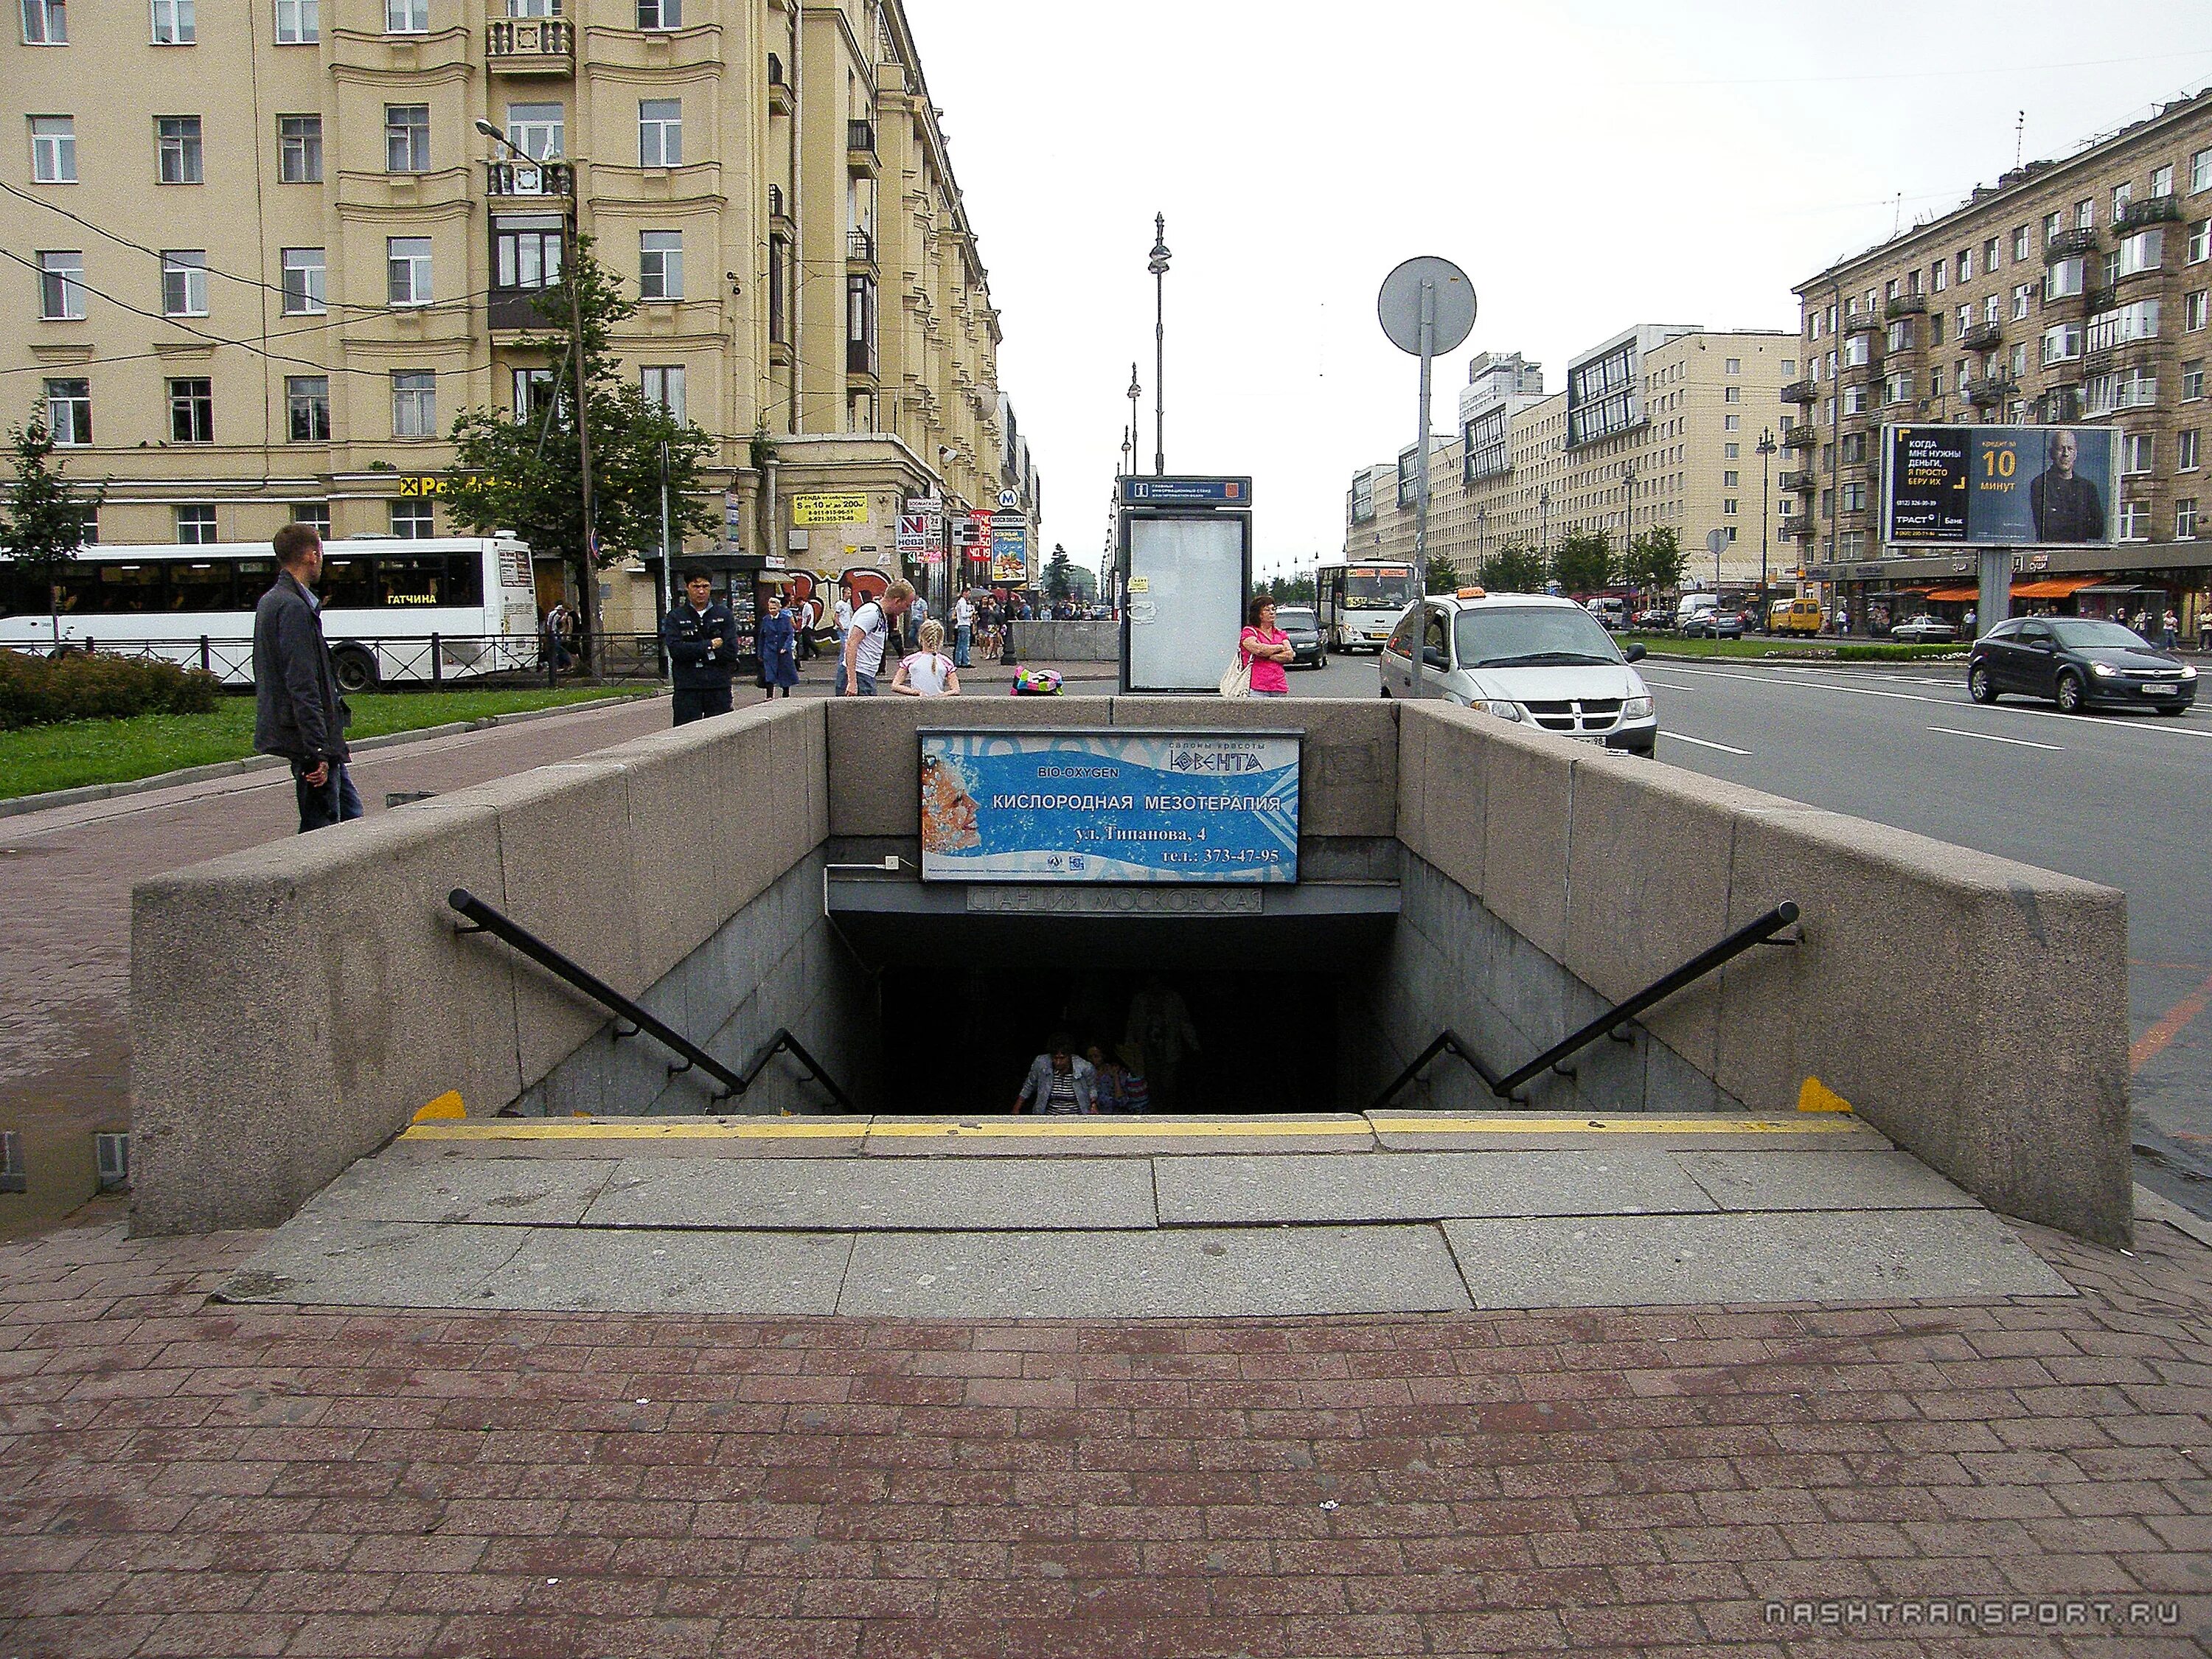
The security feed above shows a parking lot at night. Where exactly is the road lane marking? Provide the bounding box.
[1663,733,1753,756]
[1654,662,2212,739]
[1926,726,2064,751]
[2132,967,2212,1074]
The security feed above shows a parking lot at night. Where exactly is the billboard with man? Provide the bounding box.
[1882,425,2114,547]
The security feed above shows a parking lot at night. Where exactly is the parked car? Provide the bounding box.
[1274,607,1326,669]
[1583,597,1627,631]
[1635,608,1673,629]
[1679,611,1744,639]
[1889,615,1959,644]
[1967,616,2197,714]
[1378,592,1658,754]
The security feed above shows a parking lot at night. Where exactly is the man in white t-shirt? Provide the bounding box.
[950,591,975,668]
[840,579,914,697]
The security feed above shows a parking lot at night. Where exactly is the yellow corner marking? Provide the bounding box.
[1370,1116,1858,1135]
[866,1118,1369,1140]
[402,1119,864,1141]
[411,1091,466,1123]
[1797,1078,1854,1114]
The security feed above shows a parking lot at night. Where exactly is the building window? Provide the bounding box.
[280,247,324,314]
[846,272,876,375]
[156,115,201,184]
[2120,229,2164,277]
[1781,358,1795,376]
[391,370,435,437]
[1840,481,1865,513]
[1723,385,1740,403]
[636,0,678,25]
[2041,323,2082,365]
[29,116,74,182]
[21,0,64,41]
[1958,248,1973,281]
[1724,358,1740,375]
[159,249,206,317]
[274,0,316,41]
[639,229,682,299]
[385,0,425,30]
[1885,372,1913,406]
[1723,470,1739,487]
[639,99,681,167]
[1930,366,1944,397]
[2195,148,2212,194]
[2179,498,2199,540]
[278,114,322,183]
[2179,428,2199,471]
[43,378,90,444]
[768,233,787,343]
[285,375,329,442]
[2011,224,2030,262]
[2152,164,2174,200]
[1723,498,1739,516]
[390,499,434,538]
[175,504,217,543]
[2123,432,2154,475]
[150,0,192,42]
[2046,256,2084,301]
[2112,181,2132,220]
[167,376,212,442]
[2119,498,2149,540]
[641,364,685,420]
[386,104,429,172]
[505,100,563,160]
[511,366,554,419]
[493,219,562,290]
[2087,300,2161,352]
[292,501,330,536]
[37,249,84,319]
[387,236,432,305]
[1983,236,2000,271]
[2187,360,2207,400]
[1722,414,1739,431]
[2188,291,2210,332]
[2011,283,2031,321]
[2192,221,2210,265]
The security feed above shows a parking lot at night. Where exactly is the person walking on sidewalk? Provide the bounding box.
[840,580,913,697]
[757,589,799,700]
[254,522,361,835]
[662,571,740,726]
[951,589,975,669]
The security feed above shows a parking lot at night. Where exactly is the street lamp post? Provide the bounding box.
[1621,459,1638,581]
[1147,216,1170,476]
[1476,506,1487,582]
[476,118,597,672]
[1126,364,1140,483]
[1756,428,1777,616]
[1539,489,1551,566]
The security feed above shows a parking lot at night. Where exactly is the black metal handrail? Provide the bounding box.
[1371,902,1801,1110]
[448,888,855,1113]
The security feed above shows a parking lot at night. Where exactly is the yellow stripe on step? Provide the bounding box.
[1369,1116,1859,1135]
[403,1119,864,1141]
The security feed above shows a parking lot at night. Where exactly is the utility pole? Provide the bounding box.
[1126,365,1140,482]
[658,439,672,677]
[1148,216,1170,475]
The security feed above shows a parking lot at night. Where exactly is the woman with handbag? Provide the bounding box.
[1236,595,1295,698]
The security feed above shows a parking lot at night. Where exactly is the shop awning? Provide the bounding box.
[2013,576,2103,599]
[1922,586,1979,602]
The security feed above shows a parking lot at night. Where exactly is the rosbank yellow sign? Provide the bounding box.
[792,493,869,526]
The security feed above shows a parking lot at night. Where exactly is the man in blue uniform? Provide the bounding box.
[661,571,739,726]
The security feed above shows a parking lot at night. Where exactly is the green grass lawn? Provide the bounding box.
[0,688,633,803]
[1622,633,1966,663]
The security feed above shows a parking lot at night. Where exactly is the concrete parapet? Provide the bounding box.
[825,695,1110,838]
[1005,619,1119,661]
[1110,698,1399,840]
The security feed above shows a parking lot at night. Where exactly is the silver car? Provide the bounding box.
[1379,594,1659,755]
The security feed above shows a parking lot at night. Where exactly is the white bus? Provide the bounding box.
[0,535,542,692]
[1317,560,1419,653]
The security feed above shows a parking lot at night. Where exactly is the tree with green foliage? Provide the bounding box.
[1619,526,1688,597]
[1265,572,1317,606]
[442,237,718,670]
[1,411,103,650]
[1551,529,1615,597]
[1425,554,1461,594]
[1483,541,1548,594]
[1045,543,1074,603]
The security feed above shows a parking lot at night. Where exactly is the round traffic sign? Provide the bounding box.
[1377,257,1475,357]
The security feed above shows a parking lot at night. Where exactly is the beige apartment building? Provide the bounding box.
[4,0,1036,630]
[1347,329,1798,592]
[1791,87,2212,637]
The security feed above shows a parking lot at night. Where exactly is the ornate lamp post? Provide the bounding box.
[1147,215,1170,475]
[1756,427,1777,612]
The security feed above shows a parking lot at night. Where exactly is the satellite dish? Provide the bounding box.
[1377,257,1475,357]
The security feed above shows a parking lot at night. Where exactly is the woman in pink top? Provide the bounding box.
[1240,596,1295,697]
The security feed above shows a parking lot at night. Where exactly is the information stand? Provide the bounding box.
[1116,476,1253,694]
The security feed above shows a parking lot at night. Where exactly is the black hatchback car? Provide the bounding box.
[1275,607,1326,669]
[1968,616,2198,714]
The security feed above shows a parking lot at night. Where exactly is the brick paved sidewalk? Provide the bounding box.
[2,1207,2208,1657]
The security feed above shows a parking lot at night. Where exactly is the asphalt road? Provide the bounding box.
[1307,644,2212,1216]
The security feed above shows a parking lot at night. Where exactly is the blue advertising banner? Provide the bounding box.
[919,729,1299,883]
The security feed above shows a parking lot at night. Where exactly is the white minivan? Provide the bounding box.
[1379,591,1658,755]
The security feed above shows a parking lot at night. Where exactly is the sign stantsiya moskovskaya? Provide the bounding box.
[919,729,1299,883]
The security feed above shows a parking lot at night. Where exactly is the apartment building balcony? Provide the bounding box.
[1840,355,1885,382]
[484,159,573,198]
[767,52,793,116]
[847,120,877,173]
[2117,196,2183,230]
[1960,320,2003,352]
[2044,225,2098,260]
[1779,423,1815,450]
[2036,385,2084,424]
[1843,311,1882,335]
[846,228,876,270]
[768,184,793,233]
[1963,374,2018,408]
[485,11,572,72]
[1780,378,1815,403]
[487,285,556,331]
[2084,285,2117,315]
[1782,515,1816,538]
[846,337,878,380]
[1884,295,1927,319]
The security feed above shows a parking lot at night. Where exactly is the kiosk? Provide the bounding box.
[1116,476,1253,693]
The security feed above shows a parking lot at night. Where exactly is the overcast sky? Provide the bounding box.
[902,1,2211,582]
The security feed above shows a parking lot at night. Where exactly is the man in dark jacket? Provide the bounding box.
[662,570,739,725]
[2029,428,2106,544]
[254,522,360,833]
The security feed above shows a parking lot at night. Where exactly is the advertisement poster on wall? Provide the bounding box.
[919,730,1300,883]
[1884,425,2115,547]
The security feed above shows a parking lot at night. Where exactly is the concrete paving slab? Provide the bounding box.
[1367,1109,1894,1152]
[860,1113,1377,1157]
[311,1153,616,1224]
[1678,1150,1978,1211]
[1154,1150,1718,1225]
[474,1227,851,1315]
[218,1215,529,1308]
[398,1119,870,1158]
[838,1224,1470,1318]
[578,1156,1158,1231]
[1443,1208,2075,1308]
